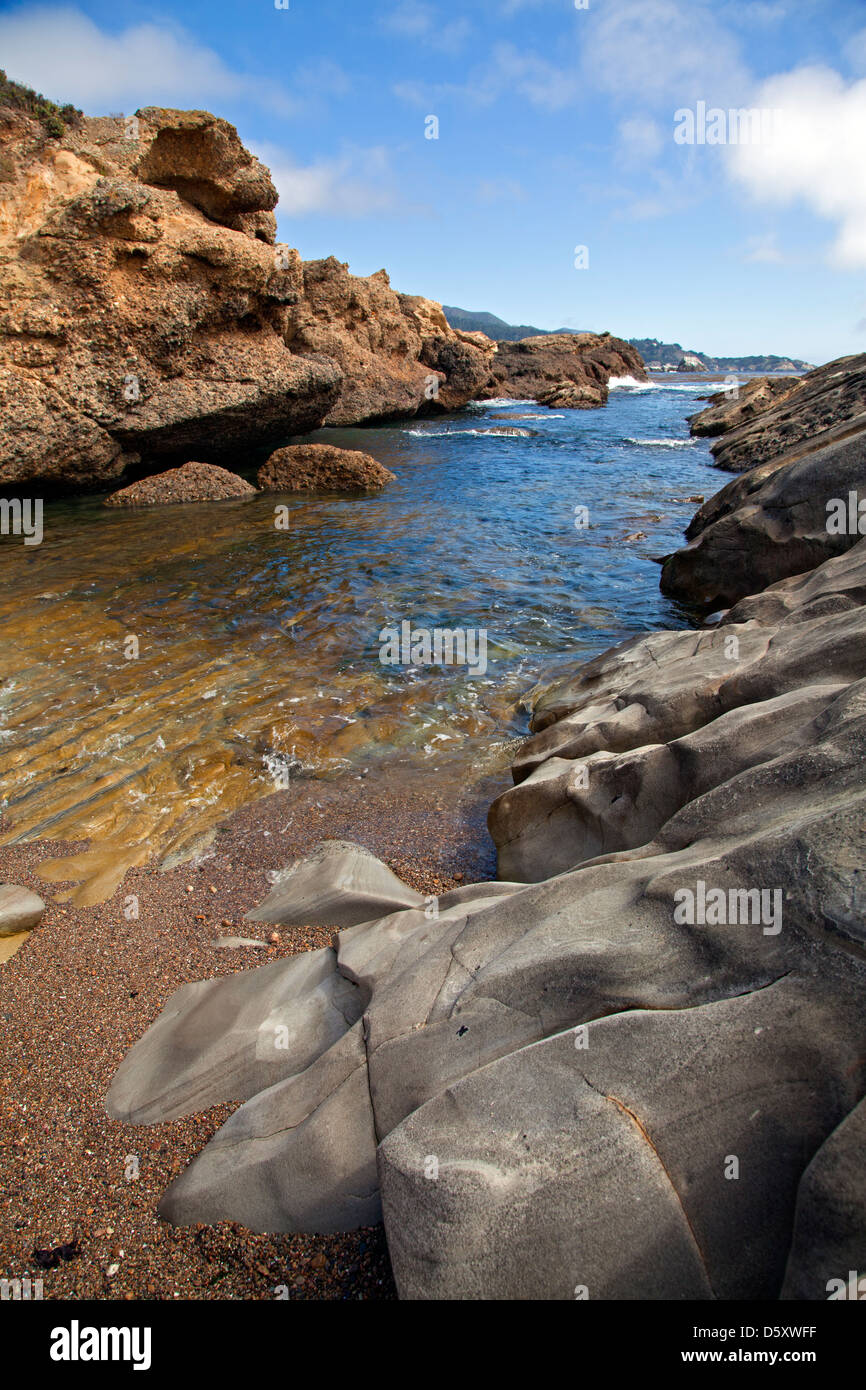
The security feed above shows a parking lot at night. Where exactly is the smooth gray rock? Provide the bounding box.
[159,1022,381,1233]
[246,839,425,928]
[106,947,362,1124]
[0,884,46,937]
[660,431,866,608]
[380,972,865,1299]
[107,538,866,1295]
[781,1094,866,1301]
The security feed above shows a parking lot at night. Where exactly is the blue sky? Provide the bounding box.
[2,0,865,364]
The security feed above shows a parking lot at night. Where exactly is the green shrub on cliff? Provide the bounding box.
[0,70,82,137]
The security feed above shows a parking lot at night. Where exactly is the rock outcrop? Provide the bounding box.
[105,460,256,506]
[284,262,495,425]
[0,102,495,492]
[257,443,395,493]
[476,332,646,405]
[688,376,800,438]
[662,356,866,608]
[660,431,866,609]
[676,352,704,372]
[687,354,866,473]
[536,381,605,409]
[108,538,866,1298]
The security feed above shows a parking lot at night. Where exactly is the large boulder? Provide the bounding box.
[536,380,605,409]
[105,460,256,506]
[257,444,395,493]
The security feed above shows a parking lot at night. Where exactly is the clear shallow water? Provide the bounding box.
[0,377,719,903]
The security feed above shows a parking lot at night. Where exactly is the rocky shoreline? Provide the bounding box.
[97,354,866,1301]
[2,85,865,1304]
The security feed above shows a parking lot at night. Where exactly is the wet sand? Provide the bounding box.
[0,764,501,1300]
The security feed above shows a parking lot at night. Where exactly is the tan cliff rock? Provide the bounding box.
[0,103,495,491]
[283,258,496,425]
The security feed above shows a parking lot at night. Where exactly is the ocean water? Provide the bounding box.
[0,376,722,903]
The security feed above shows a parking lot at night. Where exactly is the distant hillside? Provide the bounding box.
[443,308,813,373]
[630,337,814,375]
[442,306,572,342]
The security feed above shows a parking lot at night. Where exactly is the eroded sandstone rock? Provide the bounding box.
[688,375,801,438]
[0,103,497,490]
[689,353,866,474]
[536,380,605,409]
[660,430,866,608]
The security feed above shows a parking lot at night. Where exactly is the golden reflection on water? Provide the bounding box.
[0,494,527,904]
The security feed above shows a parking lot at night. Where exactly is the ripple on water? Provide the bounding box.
[0,386,715,902]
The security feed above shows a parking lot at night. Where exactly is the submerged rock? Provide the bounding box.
[257,444,395,493]
[476,426,537,436]
[105,461,256,506]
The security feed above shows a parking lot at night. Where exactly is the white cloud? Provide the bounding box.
[721,1,788,27]
[484,43,579,111]
[742,233,785,264]
[476,177,527,203]
[726,66,866,269]
[583,0,750,108]
[393,41,579,112]
[845,26,866,76]
[617,116,665,164]
[381,2,472,55]
[0,4,297,115]
[254,142,400,218]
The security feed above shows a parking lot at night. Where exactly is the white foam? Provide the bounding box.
[467,398,537,407]
[624,437,698,448]
[610,377,718,394]
[608,375,647,390]
[403,427,536,438]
